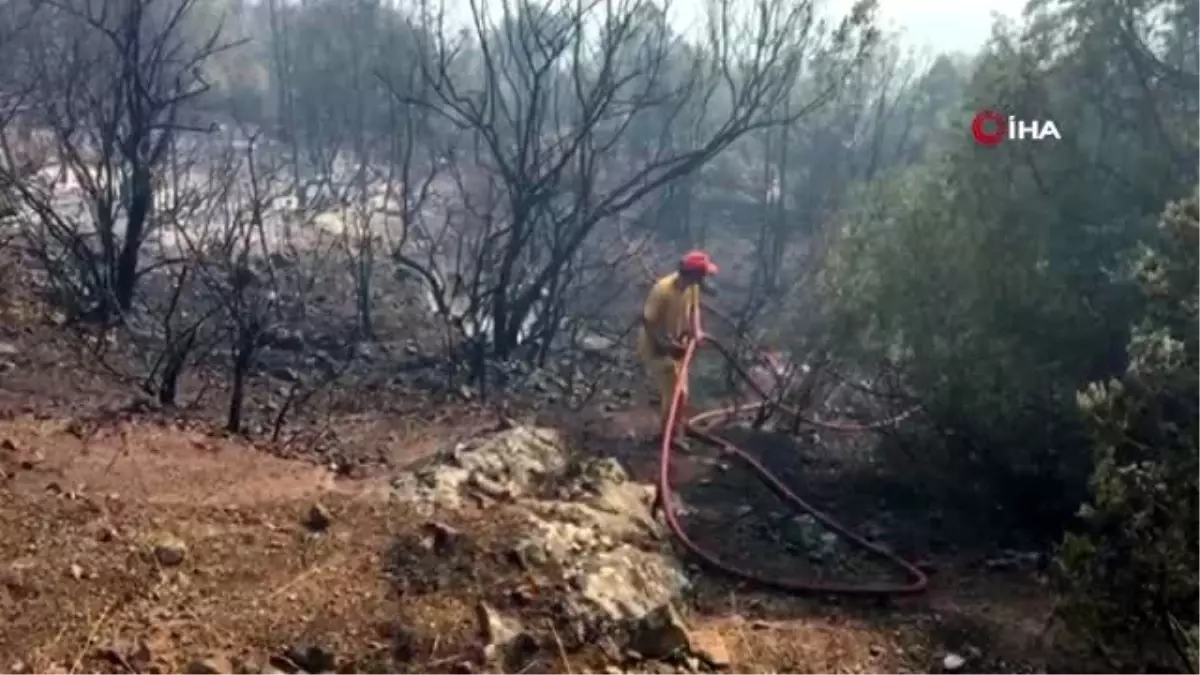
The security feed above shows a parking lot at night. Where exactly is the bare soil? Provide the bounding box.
[0,274,1088,674]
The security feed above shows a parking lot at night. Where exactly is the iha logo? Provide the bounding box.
[971,110,1062,147]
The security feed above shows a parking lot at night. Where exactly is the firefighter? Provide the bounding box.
[636,250,719,446]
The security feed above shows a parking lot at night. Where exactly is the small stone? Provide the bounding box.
[68,563,84,580]
[942,652,966,672]
[604,666,624,674]
[19,451,44,470]
[187,657,234,674]
[98,640,153,669]
[153,536,187,566]
[477,601,537,668]
[265,654,299,673]
[631,604,690,660]
[688,629,731,668]
[303,503,332,532]
[470,473,512,500]
[284,645,335,674]
[478,600,520,645]
[422,521,460,553]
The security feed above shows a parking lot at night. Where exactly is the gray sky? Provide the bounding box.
[659,0,1028,55]
[869,0,1026,53]
[445,0,1028,56]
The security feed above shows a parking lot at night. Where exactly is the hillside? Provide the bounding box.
[0,257,1081,675]
[1,0,1194,670]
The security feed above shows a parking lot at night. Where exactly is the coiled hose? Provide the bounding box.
[655,315,928,596]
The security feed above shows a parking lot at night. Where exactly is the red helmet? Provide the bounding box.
[679,250,719,276]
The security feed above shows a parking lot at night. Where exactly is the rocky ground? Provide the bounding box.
[0,259,1087,674]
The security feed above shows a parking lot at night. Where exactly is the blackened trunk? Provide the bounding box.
[158,329,198,406]
[227,333,255,433]
[114,168,152,311]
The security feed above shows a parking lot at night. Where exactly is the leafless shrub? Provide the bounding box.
[0,0,239,321]
[376,0,879,391]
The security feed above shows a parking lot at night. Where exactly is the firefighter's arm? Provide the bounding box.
[642,289,679,353]
[685,285,702,338]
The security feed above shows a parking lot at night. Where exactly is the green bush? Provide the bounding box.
[818,159,1122,539]
[1055,192,1199,672]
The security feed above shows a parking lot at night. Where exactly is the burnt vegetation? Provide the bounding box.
[0,0,1195,670]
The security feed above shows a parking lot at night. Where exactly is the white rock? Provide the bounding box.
[942,652,966,672]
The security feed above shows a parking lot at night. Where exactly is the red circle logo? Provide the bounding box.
[971,110,1006,146]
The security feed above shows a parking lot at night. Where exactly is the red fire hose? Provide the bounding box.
[655,313,928,596]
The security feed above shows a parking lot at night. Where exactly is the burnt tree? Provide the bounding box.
[391,0,880,368]
[1,0,235,320]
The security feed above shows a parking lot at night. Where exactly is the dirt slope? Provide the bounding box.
[0,286,1078,674]
[0,403,1074,675]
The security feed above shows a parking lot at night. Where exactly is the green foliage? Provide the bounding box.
[819,0,1198,538]
[824,154,1104,535]
[1055,192,1199,673]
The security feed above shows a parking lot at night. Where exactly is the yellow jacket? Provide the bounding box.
[636,272,700,361]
